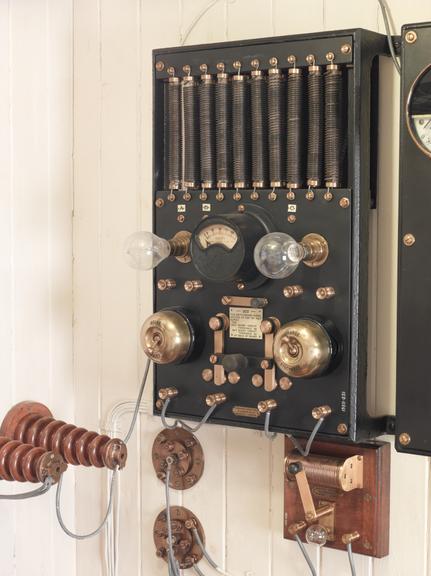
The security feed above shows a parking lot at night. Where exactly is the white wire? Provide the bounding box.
[377,0,401,75]
[180,0,236,46]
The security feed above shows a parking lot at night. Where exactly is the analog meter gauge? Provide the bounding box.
[407,63,431,158]
[190,207,273,287]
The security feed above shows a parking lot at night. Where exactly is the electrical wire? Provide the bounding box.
[0,476,54,500]
[287,417,325,457]
[377,0,401,75]
[264,411,277,440]
[165,463,181,576]
[161,397,218,433]
[347,542,357,576]
[192,528,234,576]
[123,358,151,444]
[180,0,236,46]
[294,535,317,576]
[193,565,207,576]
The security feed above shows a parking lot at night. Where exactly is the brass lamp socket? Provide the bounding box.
[168,231,192,263]
[301,233,329,268]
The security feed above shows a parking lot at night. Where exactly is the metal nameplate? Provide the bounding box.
[229,307,263,340]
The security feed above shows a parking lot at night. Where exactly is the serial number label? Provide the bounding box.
[229,307,263,340]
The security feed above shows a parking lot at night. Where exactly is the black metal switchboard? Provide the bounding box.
[143,29,390,443]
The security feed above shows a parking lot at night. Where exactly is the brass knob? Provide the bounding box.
[258,399,277,413]
[273,319,334,378]
[140,309,192,364]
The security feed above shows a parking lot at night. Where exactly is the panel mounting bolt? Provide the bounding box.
[405,30,417,44]
[337,423,348,434]
[399,432,411,446]
[341,43,352,54]
[237,204,245,213]
[155,61,165,72]
[155,198,165,208]
[403,233,415,246]
[339,197,350,209]
[288,214,296,223]
[177,214,185,223]
[237,282,245,290]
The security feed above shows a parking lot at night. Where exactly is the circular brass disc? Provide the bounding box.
[140,310,192,364]
[152,428,204,490]
[153,506,205,569]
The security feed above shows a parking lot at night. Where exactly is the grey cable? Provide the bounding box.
[192,527,234,576]
[264,411,277,440]
[123,358,151,444]
[294,535,317,576]
[377,0,401,75]
[287,417,324,457]
[193,565,207,576]
[161,398,217,433]
[56,467,118,540]
[165,464,181,576]
[0,476,53,500]
[347,543,357,576]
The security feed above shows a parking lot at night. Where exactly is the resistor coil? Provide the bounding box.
[307,64,324,187]
[286,66,305,189]
[232,74,250,188]
[268,67,285,188]
[250,69,268,188]
[166,76,182,190]
[199,73,216,188]
[183,75,200,189]
[324,64,344,188]
[215,71,233,188]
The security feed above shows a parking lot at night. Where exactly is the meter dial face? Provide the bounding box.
[407,64,431,158]
[196,223,238,251]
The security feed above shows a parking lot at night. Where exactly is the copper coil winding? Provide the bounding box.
[1,401,127,471]
[232,75,250,188]
[183,77,200,188]
[267,70,285,187]
[250,72,269,187]
[307,67,324,186]
[166,78,182,190]
[0,436,66,484]
[199,75,216,188]
[286,69,305,188]
[324,65,345,188]
[215,74,233,187]
[286,454,345,490]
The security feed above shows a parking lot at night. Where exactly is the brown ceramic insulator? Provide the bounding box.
[1,401,127,471]
[0,436,66,484]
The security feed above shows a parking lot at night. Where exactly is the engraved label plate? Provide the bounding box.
[229,307,263,340]
[232,406,260,418]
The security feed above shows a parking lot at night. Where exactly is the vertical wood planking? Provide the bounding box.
[181,0,225,45]
[273,0,325,36]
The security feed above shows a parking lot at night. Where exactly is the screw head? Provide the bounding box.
[216,191,225,202]
[306,190,315,201]
[288,214,296,223]
[339,197,350,209]
[286,191,296,200]
[233,191,242,201]
[199,63,208,73]
[201,369,213,382]
[269,56,278,67]
[326,51,335,62]
[399,432,411,446]
[306,54,315,65]
[199,191,208,201]
[405,30,417,44]
[216,62,225,72]
[237,282,245,290]
[183,192,191,201]
[279,376,293,391]
[233,60,241,70]
[167,66,175,76]
[177,214,185,223]
[323,191,333,202]
[251,58,260,69]
[268,191,277,201]
[251,374,264,388]
[237,204,245,213]
[403,233,415,247]
[155,61,165,72]
[337,423,348,435]
[155,198,165,208]
[287,55,296,64]
[341,43,352,54]
[250,191,259,200]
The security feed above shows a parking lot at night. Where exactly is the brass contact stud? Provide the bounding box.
[167,192,176,202]
[258,399,277,413]
[339,197,350,209]
[167,66,176,76]
[216,191,225,201]
[312,405,332,419]
[183,192,192,201]
[326,51,335,62]
[177,214,185,223]
[323,191,333,202]
[279,376,293,391]
[199,63,208,73]
[288,214,297,223]
[341,43,352,54]
[405,30,417,44]
[237,282,245,290]
[209,316,223,331]
[237,204,245,213]
[283,285,303,299]
[201,369,213,382]
[268,191,277,201]
[399,432,411,446]
[184,280,203,293]
[260,319,275,334]
[337,423,348,435]
[233,60,242,70]
[250,191,259,201]
[216,62,225,72]
[206,393,227,407]
[233,191,242,201]
[261,359,273,370]
[199,191,208,201]
[155,198,165,208]
[269,56,278,67]
[342,532,361,545]
[286,191,296,201]
[403,233,415,247]
[251,58,260,69]
[287,55,296,65]
[228,371,241,384]
[316,286,335,300]
[306,54,315,65]
[159,387,179,400]
[209,354,218,364]
[306,190,315,201]
[157,279,176,291]
[252,374,264,388]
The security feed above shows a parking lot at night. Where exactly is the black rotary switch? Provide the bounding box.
[190,206,273,287]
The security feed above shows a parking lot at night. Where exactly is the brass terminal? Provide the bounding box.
[201,369,213,382]
[288,521,307,535]
[260,319,276,334]
[209,314,229,331]
[316,286,335,300]
[206,393,227,407]
[312,405,332,420]
[158,387,179,401]
[228,371,241,384]
[157,279,176,291]
[283,285,303,299]
[258,399,277,414]
[342,531,361,545]
[184,280,203,293]
[279,376,293,391]
[251,374,264,388]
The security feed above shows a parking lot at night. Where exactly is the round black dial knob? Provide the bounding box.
[190,207,272,287]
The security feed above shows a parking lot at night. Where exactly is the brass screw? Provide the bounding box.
[341,43,352,54]
[399,432,411,446]
[312,405,332,419]
[306,190,315,201]
[286,191,296,200]
[155,198,165,208]
[167,192,176,202]
[251,374,264,388]
[237,204,245,213]
[167,66,175,76]
[157,279,176,291]
[184,280,203,293]
[269,56,278,67]
[339,197,350,209]
[233,191,242,201]
[250,191,259,200]
[183,192,191,201]
[337,423,348,435]
[279,376,293,391]
[216,191,225,202]
[199,191,208,201]
[326,51,335,62]
[221,296,232,305]
[177,214,185,223]
[155,61,165,72]
[306,54,315,65]
[268,191,277,201]
[405,30,417,44]
[201,369,213,382]
[200,63,208,73]
[323,191,333,202]
[233,60,242,70]
[209,316,224,331]
[237,282,245,290]
[260,319,275,334]
[216,62,225,72]
[342,531,360,545]
[287,55,296,64]
[209,354,218,364]
[228,371,240,384]
[283,285,303,299]
[206,393,226,406]
[183,64,191,75]
[251,58,260,69]
[403,233,415,247]
[316,286,336,300]
[288,214,296,223]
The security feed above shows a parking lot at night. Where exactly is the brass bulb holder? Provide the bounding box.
[168,230,192,263]
[301,233,329,268]
[141,309,193,365]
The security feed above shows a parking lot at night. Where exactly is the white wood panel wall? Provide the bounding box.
[0,1,75,575]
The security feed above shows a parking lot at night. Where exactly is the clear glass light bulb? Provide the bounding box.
[305,525,328,547]
[254,232,305,279]
[124,231,171,270]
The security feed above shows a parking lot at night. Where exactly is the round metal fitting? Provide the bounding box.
[155,198,165,208]
[405,30,417,44]
[152,429,204,490]
[201,368,213,382]
[177,214,185,223]
[279,376,293,391]
[339,197,350,209]
[399,432,411,446]
[341,43,352,54]
[337,423,348,435]
[403,233,415,246]
[140,309,193,364]
[251,374,264,388]
[288,214,297,223]
[155,61,165,72]
[326,51,335,62]
[273,318,334,378]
